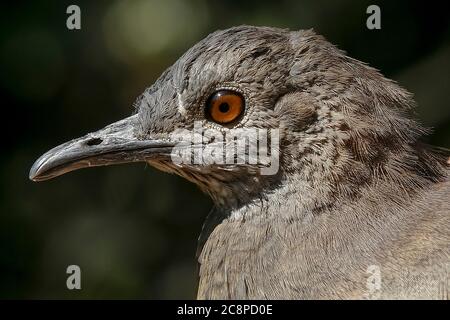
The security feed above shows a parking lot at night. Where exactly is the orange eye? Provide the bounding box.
[206,90,245,124]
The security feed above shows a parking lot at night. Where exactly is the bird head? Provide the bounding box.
[30,26,445,209]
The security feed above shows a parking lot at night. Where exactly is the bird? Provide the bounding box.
[30,26,449,299]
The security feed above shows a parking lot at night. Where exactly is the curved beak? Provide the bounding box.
[29,115,174,182]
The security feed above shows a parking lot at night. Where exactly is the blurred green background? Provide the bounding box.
[0,0,449,299]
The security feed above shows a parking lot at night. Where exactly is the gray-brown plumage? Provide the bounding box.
[30,26,449,299]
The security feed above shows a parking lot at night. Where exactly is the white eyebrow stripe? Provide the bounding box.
[177,91,187,116]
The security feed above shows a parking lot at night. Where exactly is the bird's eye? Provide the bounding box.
[205,90,245,124]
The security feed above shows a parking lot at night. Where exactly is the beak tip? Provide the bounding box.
[29,153,51,182]
[29,161,42,182]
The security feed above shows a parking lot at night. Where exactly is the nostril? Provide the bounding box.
[86,137,102,146]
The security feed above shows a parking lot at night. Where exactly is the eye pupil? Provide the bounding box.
[218,102,230,113]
